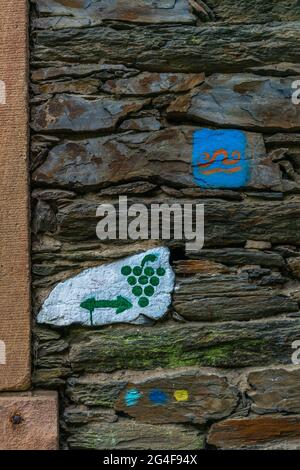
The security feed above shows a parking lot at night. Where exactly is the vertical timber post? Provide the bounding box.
[0,0,58,449]
[0,0,30,391]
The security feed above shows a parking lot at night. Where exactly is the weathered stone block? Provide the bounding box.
[115,369,238,425]
[67,319,300,372]
[103,71,205,96]
[66,368,238,425]
[31,94,147,133]
[32,127,280,191]
[247,368,300,414]
[32,23,300,73]
[167,74,300,132]
[288,257,300,279]
[174,272,297,322]
[34,0,197,28]
[207,415,300,450]
[67,420,204,450]
[207,0,300,23]
[0,392,58,450]
[186,248,285,268]
[50,197,300,247]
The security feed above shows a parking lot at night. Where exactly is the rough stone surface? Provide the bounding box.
[67,420,204,450]
[47,196,300,246]
[207,0,300,23]
[33,0,197,28]
[247,368,300,414]
[245,240,272,250]
[37,247,175,326]
[288,257,300,279]
[0,392,58,450]
[66,319,300,372]
[103,72,205,96]
[32,23,300,73]
[207,415,300,450]
[66,368,238,425]
[31,94,147,133]
[115,370,238,425]
[32,127,280,191]
[174,271,297,322]
[167,74,300,132]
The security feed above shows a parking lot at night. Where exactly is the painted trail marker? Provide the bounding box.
[37,247,175,326]
[192,129,250,189]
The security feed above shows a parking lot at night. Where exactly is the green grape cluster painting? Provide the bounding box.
[37,247,175,327]
[121,254,166,308]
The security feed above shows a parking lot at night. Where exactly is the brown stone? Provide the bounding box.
[245,240,272,250]
[167,74,300,132]
[288,257,300,279]
[0,0,30,390]
[31,94,148,133]
[0,392,58,450]
[207,415,300,450]
[115,370,238,425]
[174,260,230,275]
[247,368,300,414]
[103,72,205,96]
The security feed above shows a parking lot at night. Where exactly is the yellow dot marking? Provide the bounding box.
[174,390,189,402]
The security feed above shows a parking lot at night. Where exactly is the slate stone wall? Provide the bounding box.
[30,0,300,449]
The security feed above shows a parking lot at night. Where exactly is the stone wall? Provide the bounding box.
[30,0,300,449]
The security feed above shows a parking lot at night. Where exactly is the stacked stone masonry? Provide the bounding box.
[31,0,300,449]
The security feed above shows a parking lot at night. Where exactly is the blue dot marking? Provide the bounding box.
[124,388,142,407]
[149,389,169,405]
[192,129,250,189]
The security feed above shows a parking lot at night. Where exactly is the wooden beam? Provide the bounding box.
[0,0,30,390]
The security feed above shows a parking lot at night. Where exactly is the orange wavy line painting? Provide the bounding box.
[192,129,250,188]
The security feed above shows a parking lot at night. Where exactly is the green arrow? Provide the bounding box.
[80,296,133,325]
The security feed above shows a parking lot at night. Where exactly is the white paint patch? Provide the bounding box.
[0,81,6,104]
[0,341,6,365]
[37,247,175,327]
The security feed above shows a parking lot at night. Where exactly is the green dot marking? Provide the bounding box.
[144,267,154,277]
[133,266,142,276]
[127,276,137,286]
[132,286,143,297]
[139,297,149,308]
[138,275,148,285]
[121,266,132,276]
[144,285,155,297]
[150,276,159,287]
[157,267,166,277]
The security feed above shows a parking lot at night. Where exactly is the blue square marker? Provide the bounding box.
[192,129,250,189]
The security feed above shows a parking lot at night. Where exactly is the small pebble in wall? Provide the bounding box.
[37,247,175,327]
